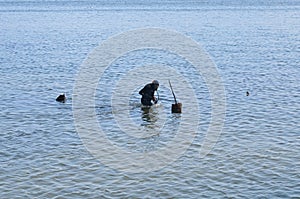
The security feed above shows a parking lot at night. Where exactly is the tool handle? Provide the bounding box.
[168,80,178,104]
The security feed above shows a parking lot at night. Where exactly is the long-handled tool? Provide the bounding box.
[169,80,182,113]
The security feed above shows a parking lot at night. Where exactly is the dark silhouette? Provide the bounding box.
[139,80,159,106]
[56,94,66,103]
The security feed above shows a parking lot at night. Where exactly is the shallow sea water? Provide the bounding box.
[0,1,300,198]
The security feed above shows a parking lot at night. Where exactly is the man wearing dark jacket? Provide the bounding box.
[139,80,159,106]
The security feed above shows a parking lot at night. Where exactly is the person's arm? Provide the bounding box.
[152,89,158,103]
[152,94,156,102]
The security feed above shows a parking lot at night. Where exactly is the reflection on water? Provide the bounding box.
[141,106,159,128]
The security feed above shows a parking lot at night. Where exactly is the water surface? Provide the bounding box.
[0,1,299,198]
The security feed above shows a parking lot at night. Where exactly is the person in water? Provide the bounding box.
[139,80,159,106]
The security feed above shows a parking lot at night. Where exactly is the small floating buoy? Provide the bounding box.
[56,93,66,103]
[169,80,182,113]
[246,91,249,96]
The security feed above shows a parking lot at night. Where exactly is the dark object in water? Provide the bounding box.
[169,80,182,113]
[246,91,250,96]
[56,94,66,103]
[172,103,182,113]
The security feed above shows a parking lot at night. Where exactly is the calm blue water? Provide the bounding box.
[1,1,300,198]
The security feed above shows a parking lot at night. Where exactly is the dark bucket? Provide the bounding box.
[171,103,182,113]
